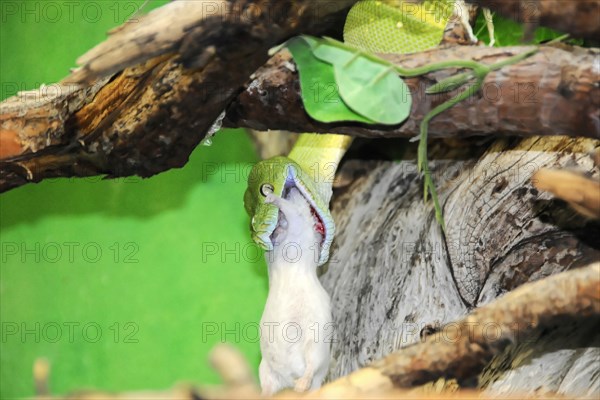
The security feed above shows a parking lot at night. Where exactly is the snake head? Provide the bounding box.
[244,156,335,266]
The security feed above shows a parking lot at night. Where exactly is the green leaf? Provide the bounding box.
[284,37,374,124]
[335,58,411,125]
[303,35,362,65]
[306,37,412,125]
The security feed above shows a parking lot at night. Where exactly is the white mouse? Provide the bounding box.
[258,188,333,395]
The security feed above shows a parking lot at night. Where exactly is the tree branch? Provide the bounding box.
[224,44,599,140]
[532,168,600,219]
[37,263,600,399]
[0,0,355,192]
[2,43,597,193]
[368,262,600,387]
[2,0,599,194]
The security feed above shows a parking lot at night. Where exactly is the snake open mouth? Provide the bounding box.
[310,207,326,237]
[269,182,326,247]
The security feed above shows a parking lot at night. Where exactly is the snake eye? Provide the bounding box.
[260,183,274,197]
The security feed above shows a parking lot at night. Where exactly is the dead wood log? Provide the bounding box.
[224,44,600,140]
[321,135,600,395]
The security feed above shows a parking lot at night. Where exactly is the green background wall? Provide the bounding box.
[0,1,267,398]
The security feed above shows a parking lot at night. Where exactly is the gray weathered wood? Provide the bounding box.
[322,136,600,395]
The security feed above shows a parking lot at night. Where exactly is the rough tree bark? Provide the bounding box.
[0,0,356,191]
[224,45,600,140]
[321,135,599,396]
[2,43,598,192]
[2,1,600,192]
